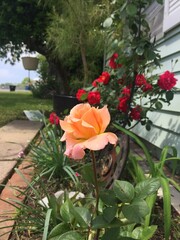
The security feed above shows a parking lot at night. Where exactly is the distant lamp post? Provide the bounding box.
[22,56,39,87]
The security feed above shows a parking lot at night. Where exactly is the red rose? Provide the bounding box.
[158,71,177,90]
[118,96,129,113]
[49,112,60,125]
[135,74,147,87]
[93,72,110,86]
[76,89,87,101]
[100,71,110,84]
[143,83,153,92]
[122,87,131,96]
[87,91,101,105]
[130,106,142,120]
[108,53,122,69]
[92,79,99,87]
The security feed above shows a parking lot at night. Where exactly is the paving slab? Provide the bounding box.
[0,120,43,160]
[0,120,43,185]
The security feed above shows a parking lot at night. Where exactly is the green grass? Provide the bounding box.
[0,91,53,127]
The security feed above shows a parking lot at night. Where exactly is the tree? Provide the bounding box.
[21,77,30,85]
[0,0,112,95]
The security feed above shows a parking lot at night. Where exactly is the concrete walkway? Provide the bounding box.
[0,120,42,185]
[0,120,42,240]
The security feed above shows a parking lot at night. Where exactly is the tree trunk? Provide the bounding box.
[79,31,89,87]
[47,57,70,95]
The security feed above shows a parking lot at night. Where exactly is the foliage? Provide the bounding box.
[45,0,112,90]
[31,55,60,98]
[1,109,179,239]
[0,91,52,127]
[76,0,178,130]
[36,55,53,82]
[30,119,78,183]
[0,0,111,94]
[46,178,160,240]
[114,124,180,240]
[0,0,50,62]
[21,77,31,85]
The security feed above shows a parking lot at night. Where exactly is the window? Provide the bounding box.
[163,0,180,32]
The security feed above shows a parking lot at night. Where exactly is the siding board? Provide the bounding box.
[132,1,180,157]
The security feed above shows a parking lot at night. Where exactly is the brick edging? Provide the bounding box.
[0,158,34,240]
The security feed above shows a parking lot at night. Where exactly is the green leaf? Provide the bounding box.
[135,178,160,200]
[99,189,117,206]
[80,93,88,101]
[147,50,157,60]
[92,215,109,229]
[160,177,171,240]
[80,163,94,184]
[122,200,149,223]
[113,180,134,203]
[103,17,113,28]
[156,0,163,4]
[70,207,91,228]
[42,209,52,240]
[102,206,117,223]
[60,200,74,223]
[126,4,137,16]
[48,223,70,239]
[155,101,163,110]
[166,91,174,101]
[57,231,83,240]
[145,123,151,131]
[102,227,135,240]
[132,225,157,240]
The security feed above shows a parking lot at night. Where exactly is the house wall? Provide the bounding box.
[132,1,180,158]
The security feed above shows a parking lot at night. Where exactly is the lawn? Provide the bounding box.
[0,91,53,127]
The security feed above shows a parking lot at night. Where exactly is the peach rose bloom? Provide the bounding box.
[60,103,118,160]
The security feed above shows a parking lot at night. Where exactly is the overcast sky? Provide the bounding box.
[0,59,38,85]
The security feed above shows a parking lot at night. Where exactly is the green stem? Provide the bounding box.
[91,150,99,215]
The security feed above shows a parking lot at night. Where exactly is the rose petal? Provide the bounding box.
[71,144,85,160]
[83,132,118,151]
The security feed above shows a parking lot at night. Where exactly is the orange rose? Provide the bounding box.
[60,103,118,160]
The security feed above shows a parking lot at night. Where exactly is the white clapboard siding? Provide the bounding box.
[132,1,180,157]
[155,29,180,58]
[163,0,180,32]
[145,1,164,40]
[146,110,180,134]
[132,123,180,156]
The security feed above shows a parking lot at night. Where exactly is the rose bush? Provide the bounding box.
[75,0,178,130]
[76,54,177,130]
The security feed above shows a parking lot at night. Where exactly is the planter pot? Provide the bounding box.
[9,85,16,91]
[22,57,39,70]
[53,95,79,115]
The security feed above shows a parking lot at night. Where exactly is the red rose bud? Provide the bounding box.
[76,89,87,101]
[108,53,122,69]
[130,106,142,120]
[49,112,60,125]
[118,96,129,113]
[122,87,131,96]
[143,83,153,92]
[135,74,147,87]
[100,71,110,84]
